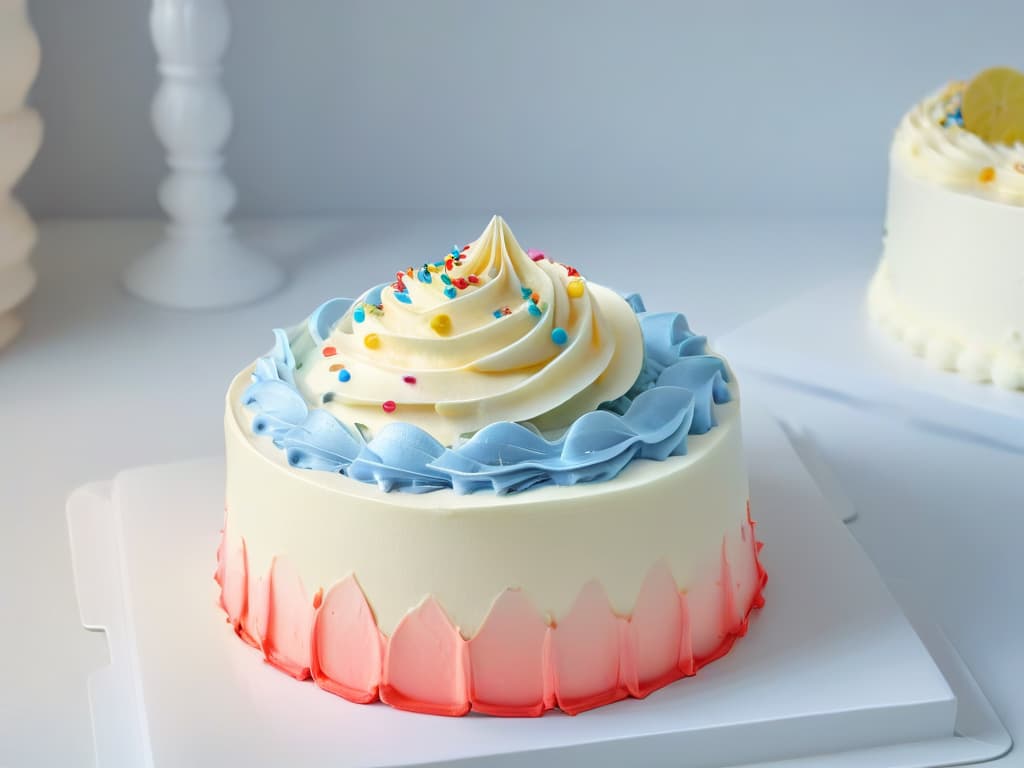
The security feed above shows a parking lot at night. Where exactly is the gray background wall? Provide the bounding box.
[17,0,1024,217]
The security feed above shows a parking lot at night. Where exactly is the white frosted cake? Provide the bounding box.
[217,216,766,716]
[869,67,1024,390]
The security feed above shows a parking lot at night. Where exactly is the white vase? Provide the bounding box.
[0,0,42,350]
[122,0,283,310]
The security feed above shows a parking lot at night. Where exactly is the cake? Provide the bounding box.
[869,67,1024,390]
[216,216,766,716]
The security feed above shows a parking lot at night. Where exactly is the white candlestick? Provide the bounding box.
[123,0,283,309]
[0,0,42,349]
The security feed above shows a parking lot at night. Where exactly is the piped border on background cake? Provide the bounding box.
[214,503,766,717]
[868,260,1024,391]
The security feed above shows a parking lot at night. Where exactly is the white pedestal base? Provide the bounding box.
[66,402,1009,768]
[122,228,283,309]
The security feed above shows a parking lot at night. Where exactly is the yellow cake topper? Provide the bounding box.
[961,66,1024,145]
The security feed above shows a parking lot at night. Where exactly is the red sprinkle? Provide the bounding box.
[461,244,471,252]
[382,400,397,413]
[467,274,480,284]
[403,375,417,384]
[445,257,454,271]
[565,265,580,277]
[322,346,337,357]
[453,277,469,289]
[312,587,323,609]
[394,271,406,290]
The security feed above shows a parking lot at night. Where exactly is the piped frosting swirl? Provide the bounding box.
[294,216,644,445]
[895,82,1024,204]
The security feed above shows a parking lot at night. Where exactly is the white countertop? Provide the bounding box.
[1,215,1018,767]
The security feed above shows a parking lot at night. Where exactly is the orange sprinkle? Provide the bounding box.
[329,363,344,372]
[312,587,323,609]
[979,166,997,183]
[531,292,540,303]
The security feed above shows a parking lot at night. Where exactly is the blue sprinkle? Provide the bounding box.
[520,286,532,299]
[394,291,412,304]
[450,247,460,258]
[417,268,432,284]
[493,310,502,318]
[943,109,964,128]
[440,273,452,285]
[444,286,457,299]
[551,327,568,345]
[353,306,365,323]
[434,260,445,268]
[337,369,351,382]
[528,303,542,317]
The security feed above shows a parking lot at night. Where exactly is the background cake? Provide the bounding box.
[217,216,766,716]
[869,67,1024,390]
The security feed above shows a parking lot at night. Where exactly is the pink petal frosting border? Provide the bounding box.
[214,502,767,717]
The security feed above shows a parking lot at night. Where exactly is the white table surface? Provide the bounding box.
[1,214,1018,767]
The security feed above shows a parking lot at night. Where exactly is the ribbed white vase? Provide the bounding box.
[0,0,42,350]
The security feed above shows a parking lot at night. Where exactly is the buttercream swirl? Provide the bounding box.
[895,83,1024,205]
[295,216,644,445]
[242,294,734,495]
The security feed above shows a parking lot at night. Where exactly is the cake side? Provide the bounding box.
[220,371,765,715]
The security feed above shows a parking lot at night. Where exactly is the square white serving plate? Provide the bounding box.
[717,266,1024,455]
[66,404,1009,768]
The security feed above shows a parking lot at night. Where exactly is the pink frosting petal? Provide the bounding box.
[552,580,627,715]
[262,557,314,680]
[469,589,549,716]
[626,561,684,698]
[381,597,470,716]
[311,575,385,704]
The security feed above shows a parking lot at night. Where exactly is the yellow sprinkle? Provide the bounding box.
[979,166,996,184]
[427,264,440,273]
[430,314,452,335]
[567,279,585,298]
[364,333,381,350]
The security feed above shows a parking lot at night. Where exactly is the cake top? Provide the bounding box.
[240,217,733,494]
[297,215,643,445]
[894,66,1024,205]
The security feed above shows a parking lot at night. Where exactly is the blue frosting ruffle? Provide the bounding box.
[241,295,732,495]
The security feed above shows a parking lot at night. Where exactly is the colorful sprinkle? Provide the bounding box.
[430,313,451,335]
[353,306,365,323]
[322,346,337,357]
[520,286,533,299]
[444,286,457,299]
[329,363,344,372]
[453,277,469,289]
[364,333,380,350]
[440,273,452,285]
[394,291,412,304]
[493,309,502,318]
[417,267,433,284]
[445,257,455,271]
[428,263,441,273]
[530,292,540,304]
[403,375,417,384]
[527,249,545,262]
[551,327,568,345]
[1015,161,1024,174]
[461,244,471,252]
[567,279,585,298]
[382,400,397,413]
[979,166,997,183]
[312,588,323,609]
[528,303,542,317]
[467,274,480,284]
[337,369,351,382]
[564,265,580,277]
